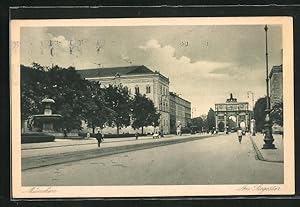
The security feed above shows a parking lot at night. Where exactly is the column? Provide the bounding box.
[215,113,218,130]
[245,113,248,130]
[224,113,227,128]
[236,113,239,128]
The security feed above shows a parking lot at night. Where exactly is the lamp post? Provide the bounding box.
[262,25,276,149]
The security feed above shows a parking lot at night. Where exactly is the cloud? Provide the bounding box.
[20,26,277,116]
[136,39,234,79]
[139,39,161,49]
[51,35,70,49]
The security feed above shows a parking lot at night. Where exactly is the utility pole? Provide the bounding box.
[262,25,276,149]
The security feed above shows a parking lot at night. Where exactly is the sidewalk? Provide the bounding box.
[22,133,216,170]
[22,135,155,150]
[21,134,183,150]
[249,133,283,163]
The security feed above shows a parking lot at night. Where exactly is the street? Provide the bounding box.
[22,133,283,186]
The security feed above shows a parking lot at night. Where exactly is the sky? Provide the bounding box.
[20,25,282,116]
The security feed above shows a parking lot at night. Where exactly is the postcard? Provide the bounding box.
[11,17,294,198]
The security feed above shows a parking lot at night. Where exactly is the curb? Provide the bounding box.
[22,138,143,150]
[22,135,190,150]
[249,135,265,161]
[249,135,283,163]
[22,135,214,171]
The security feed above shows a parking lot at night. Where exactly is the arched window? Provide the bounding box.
[146,85,151,93]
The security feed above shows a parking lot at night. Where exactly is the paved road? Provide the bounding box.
[22,133,283,186]
[22,134,197,158]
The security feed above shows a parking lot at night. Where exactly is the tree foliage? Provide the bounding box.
[191,117,204,131]
[131,93,160,134]
[104,84,131,134]
[21,63,161,134]
[21,64,111,132]
[270,101,283,127]
[253,97,267,132]
[84,81,114,134]
[207,108,216,130]
[21,63,46,122]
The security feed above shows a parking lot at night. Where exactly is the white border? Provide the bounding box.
[10,17,294,198]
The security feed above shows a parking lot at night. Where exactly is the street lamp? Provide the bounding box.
[262,25,276,149]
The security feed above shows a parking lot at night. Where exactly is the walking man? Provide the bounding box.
[237,128,243,144]
[95,131,104,148]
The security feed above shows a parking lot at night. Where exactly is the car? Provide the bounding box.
[152,133,160,139]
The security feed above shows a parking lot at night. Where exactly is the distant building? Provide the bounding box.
[77,65,170,134]
[215,94,250,132]
[269,64,283,108]
[269,64,283,133]
[169,92,191,133]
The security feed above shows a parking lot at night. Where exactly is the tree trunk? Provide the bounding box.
[92,126,95,134]
[21,119,25,133]
[142,126,144,135]
[116,124,120,135]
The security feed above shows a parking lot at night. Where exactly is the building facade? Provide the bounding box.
[169,92,191,133]
[215,94,250,132]
[77,65,170,134]
[269,64,283,133]
[269,65,283,109]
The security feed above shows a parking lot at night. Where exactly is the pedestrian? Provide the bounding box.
[237,128,243,144]
[160,129,164,138]
[63,128,67,137]
[95,131,104,148]
[135,132,139,140]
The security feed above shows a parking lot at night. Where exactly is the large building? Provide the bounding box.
[77,65,170,134]
[269,64,283,108]
[169,92,191,133]
[269,64,283,133]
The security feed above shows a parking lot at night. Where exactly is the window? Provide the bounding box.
[146,85,151,93]
[135,85,139,94]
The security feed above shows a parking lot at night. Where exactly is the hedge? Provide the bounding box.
[21,133,55,143]
[90,133,148,138]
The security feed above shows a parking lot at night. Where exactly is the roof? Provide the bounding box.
[76,65,155,78]
[269,64,283,78]
[169,92,191,104]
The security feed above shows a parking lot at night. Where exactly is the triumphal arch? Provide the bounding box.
[215,93,250,132]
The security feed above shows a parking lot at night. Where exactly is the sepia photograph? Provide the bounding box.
[10,17,294,197]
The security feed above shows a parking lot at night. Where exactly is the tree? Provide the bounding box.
[104,84,131,135]
[21,63,104,132]
[253,97,267,132]
[84,81,115,134]
[207,108,215,131]
[45,65,91,131]
[131,93,160,134]
[218,121,225,131]
[21,63,47,124]
[227,118,236,130]
[270,101,283,127]
[191,117,204,131]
